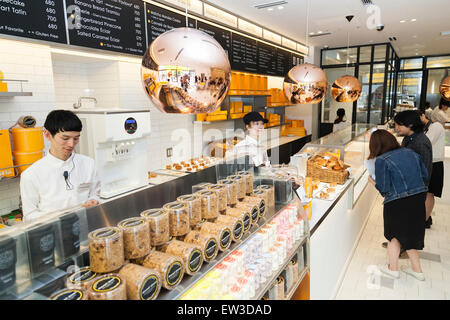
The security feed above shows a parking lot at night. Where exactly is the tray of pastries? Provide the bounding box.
[312,181,345,201]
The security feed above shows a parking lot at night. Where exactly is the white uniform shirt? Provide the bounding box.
[425,121,445,163]
[20,152,100,222]
[430,107,448,124]
[332,120,350,132]
[227,135,270,167]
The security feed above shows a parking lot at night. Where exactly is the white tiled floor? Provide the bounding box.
[336,194,450,300]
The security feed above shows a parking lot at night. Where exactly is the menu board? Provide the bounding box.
[197,20,231,58]
[0,0,67,43]
[146,4,196,45]
[292,54,304,67]
[276,49,292,76]
[66,0,145,55]
[257,42,278,76]
[231,33,258,73]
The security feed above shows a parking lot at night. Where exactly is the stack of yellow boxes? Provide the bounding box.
[0,130,15,178]
[229,72,268,96]
[0,71,8,92]
[280,119,306,137]
[267,88,291,107]
[262,113,282,128]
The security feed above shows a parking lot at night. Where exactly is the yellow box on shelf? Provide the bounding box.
[196,114,207,122]
[243,105,252,113]
[0,130,15,178]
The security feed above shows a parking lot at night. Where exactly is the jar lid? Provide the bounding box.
[207,184,225,190]
[140,208,167,218]
[118,217,146,229]
[195,190,214,196]
[68,267,97,284]
[50,288,86,300]
[163,202,186,210]
[237,171,251,176]
[258,185,273,189]
[89,227,121,240]
[227,175,242,180]
[218,179,234,185]
[177,194,198,202]
[91,274,122,293]
[253,189,265,195]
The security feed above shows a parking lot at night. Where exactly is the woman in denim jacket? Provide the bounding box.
[368,130,428,281]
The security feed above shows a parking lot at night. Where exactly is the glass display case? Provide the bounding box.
[0,162,310,301]
[292,124,374,184]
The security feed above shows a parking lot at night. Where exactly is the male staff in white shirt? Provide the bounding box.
[20,110,100,222]
[227,112,270,167]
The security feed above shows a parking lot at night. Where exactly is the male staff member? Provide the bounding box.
[227,112,270,167]
[20,110,100,222]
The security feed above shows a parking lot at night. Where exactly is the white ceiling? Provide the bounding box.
[207,0,450,58]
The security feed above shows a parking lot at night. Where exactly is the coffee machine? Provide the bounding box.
[75,109,151,199]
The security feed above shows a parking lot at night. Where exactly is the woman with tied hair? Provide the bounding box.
[367,129,428,281]
[332,108,349,132]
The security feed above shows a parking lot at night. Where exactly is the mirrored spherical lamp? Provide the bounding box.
[141,27,231,114]
[283,63,328,104]
[440,76,450,101]
[331,75,362,103]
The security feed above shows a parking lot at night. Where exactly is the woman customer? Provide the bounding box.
[419,110,446,228]
[332,108,349,132]
[368,129,428,281]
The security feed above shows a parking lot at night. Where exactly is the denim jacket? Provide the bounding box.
[375,147,428,204]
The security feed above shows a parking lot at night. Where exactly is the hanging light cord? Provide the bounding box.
[305,0,310,58]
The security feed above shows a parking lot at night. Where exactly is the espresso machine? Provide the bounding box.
[75,109,151,198]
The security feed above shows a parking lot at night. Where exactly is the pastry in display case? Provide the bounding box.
[292,124,375,186]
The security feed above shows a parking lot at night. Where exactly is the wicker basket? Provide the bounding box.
[306,158,349,185]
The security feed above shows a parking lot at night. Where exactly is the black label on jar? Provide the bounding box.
[205,239,217,259]
[70,268,97,284]
[166,262,182,286]
[188,250,202,272]
[51,289,84,300]
[259,200,265,216]
[251,208,259,222]
[140,275,159,300]
[93,228,118,239]
[243,214,251,230]
[93,276,121,292]
[220,229,231,249]
[233,222,243,239]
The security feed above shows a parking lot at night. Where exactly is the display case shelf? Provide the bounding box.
[253,236,309,300]
[0,79,32,97]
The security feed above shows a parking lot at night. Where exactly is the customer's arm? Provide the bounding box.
[374,157,390,196]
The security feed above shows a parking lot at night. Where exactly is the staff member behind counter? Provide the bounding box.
[226,112,271,167]
[20,110,100,222]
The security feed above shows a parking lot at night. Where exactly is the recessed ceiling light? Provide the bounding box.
[411,19,417,22]
[268,7,273,11]
[400,20,406,23]
[278,5,284,9]
[317,31,323,34]
[412,35,417,38]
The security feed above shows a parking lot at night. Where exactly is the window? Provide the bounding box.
[322,48,357,65]
[426,56,450,68]
[373,45,387,62]
[400,58,423,70]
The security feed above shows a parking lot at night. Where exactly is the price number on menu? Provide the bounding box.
[45,0,58,30]
[133,5,143,48]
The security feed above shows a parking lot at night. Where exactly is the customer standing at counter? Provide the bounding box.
[227,111,271,167]
[20,110,100,222]
[367,129,427,281]
[419,110,445,228]
[393,110,433,182]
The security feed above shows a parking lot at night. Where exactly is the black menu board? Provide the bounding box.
[66,0,145,55]
[0,0,66,43]
[257,42,278,76]
[231,33,258,73]
[146,4,195,45]
[197,21,231,58]
[276,49,292,76]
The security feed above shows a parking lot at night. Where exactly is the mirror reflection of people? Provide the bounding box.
[332,108,349,132]
[20,110,100,222]
[430,98,449,124]
[227,112,270,167]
